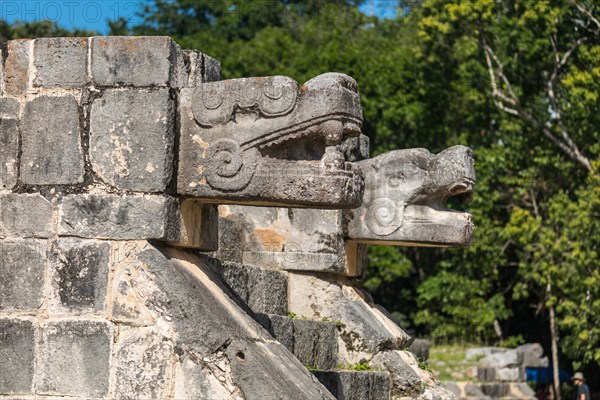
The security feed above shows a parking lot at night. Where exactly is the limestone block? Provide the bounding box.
[262,314,295,352]
[479,348,522,368]
[465,346,503,360]
[48,240,110,315]
[0,98,20,117]
[91,36,176,87]
[288,273,412,356]
[90,89,175,192]
[225,339,335,400]
[177,72,364,208]
[313,370,391,400]
[37,320,111,397]
[58,194,179,240]
[370,351,424,398]
[218,262,288,315]
[517,343,549,367]
[0,118,19,191]
[347,145,475,247]
[292,319,338,370]
[216,206,363,276]
[21,95,84,185]
[203,54,222,82]
[113,326,174,399]
[0,239,47,312]
[256,314,338,370]
[33,37,88,87]
[0,318,35,394]
[173,354,239,400]
[166,200,219,250]
[0,194,54,238]
[5,39,31,96]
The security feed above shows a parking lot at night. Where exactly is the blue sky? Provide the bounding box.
[1,1,398,34]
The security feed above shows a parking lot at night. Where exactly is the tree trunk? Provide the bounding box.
[549,301,561,400]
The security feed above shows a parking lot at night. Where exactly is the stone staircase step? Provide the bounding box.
[312,370,391,400]
[257,313,339,370]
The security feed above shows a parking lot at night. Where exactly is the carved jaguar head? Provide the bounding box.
[177,73,364,208]
[347,145,475,247]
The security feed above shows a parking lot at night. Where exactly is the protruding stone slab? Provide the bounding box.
[313,370,391,400]
[90,89,175,192]
[178,72,364,208]
[5,39,31,96]
[58,194,177,240]
[0,318,35,394]
[21,95,84,185]
[0,194,54,238]
[0,118,19,191]
[91,36,175,87]
[33,37,88,87]
[0,240,47,312]
[347,145,475,247]
[216,206,359,275]
[38,320,111,397]
[49,240,110,314]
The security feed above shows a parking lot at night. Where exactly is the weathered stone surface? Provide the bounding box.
[256,314,338,370]
[203,54,222,83]
[116,244,336,399]
[49,240,110,314]
[0,240,47,312]
[58,194,178,240]
[166,200,219,250]
[90,89,175,192]
[292,318,338,370]
[465,346,503,361]
[479,348,522,368]
[5,39,31,96]
[21,95,84,185]
[178,72,364,208]
[517,343,549,367]
[0,48,4,95]
[347,145,475,247]
[370,351,423,398]
[218,261,288,315]
[173,355,238,399]
[313,370,391,400]
[0,118,19,191]
[288,273,412,355]
[216,206,359,275]
[262,314,295,352]
[91,36,175,87]
[225,339,335,400]
[0,98,19,117]
[0,194,54,238]
[0,318,35,394]
[478,366,522,382]
[38,320,111,397]
[113,327,174,399]
[409,338,430,362]
[33,37,88,87]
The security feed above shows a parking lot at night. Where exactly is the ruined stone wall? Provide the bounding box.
[1,35,466,400]
[0,37,337,400]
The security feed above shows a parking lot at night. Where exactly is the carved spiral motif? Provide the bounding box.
[205,139,255,191]
[366,198,404,236]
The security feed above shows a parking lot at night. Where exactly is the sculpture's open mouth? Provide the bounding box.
[347,145,476,247]
[178,73,365,208]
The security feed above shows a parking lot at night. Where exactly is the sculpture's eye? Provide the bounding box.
[387,174,403,188]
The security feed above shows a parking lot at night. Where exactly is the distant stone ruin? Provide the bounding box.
[0,36,474,399]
